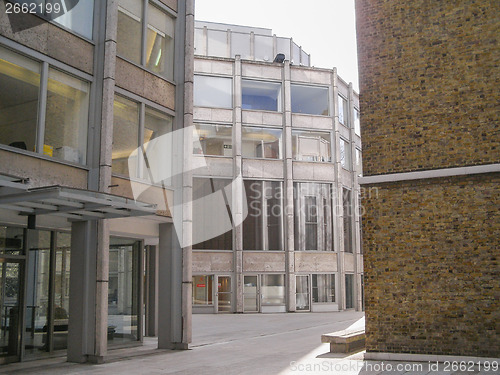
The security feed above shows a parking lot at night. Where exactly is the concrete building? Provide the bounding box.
[0,0,193,365]
[191,22,364,314]
[356,0,499,359]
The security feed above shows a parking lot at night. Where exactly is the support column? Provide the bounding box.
[67,221,97,363]
[145,245,158,336]
[283,61,295,312]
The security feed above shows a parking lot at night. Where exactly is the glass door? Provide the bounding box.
[0,261,23,364]
[216,276,231,313]
[295,275,310,311]
[243,275,259,312]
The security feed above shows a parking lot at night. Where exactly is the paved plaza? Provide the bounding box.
[1,311,497,374]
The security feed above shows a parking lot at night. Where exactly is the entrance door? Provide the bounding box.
[0,261,23,364]
[243,275,259,312]
[216,276,231,313]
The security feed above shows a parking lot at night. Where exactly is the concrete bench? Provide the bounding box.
[321,329,365,353]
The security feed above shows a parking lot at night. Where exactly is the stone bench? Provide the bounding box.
[321,329,365,353]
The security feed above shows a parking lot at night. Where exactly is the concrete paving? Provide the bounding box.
[1,311,496,374]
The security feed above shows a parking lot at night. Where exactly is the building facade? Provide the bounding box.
[0,0,193,364]
[356,0,499,358]
[191,22,364,314]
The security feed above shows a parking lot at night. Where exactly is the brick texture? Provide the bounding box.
[362,174,499,356]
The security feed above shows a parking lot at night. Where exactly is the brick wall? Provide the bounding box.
[356,0,500,357]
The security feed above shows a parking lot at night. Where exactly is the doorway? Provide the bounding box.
[216,276,231,313]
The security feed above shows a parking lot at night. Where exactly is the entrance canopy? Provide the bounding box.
[0,183,157,222]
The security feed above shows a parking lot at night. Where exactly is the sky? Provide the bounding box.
[195,0,360,91]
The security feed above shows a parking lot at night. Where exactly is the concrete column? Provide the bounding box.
[67,221,97,363]
[145,245,158,336]
[233,55,244,313]
[283,61,295,312]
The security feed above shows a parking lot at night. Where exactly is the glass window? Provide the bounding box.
[295,275,310,311]
[254,35,273,62]
[343,188,353,254]
[243,180,283,251]
[291,84,329,115]
[231,32,251,59]
[194,75,233,108]
[242,126,282,159]
[338,95,348,125]
[52,0,95,39]
[0,226,24,256]
[193,123,232,157]
[242,80,281,111]
[192,178,233,250]
[354,108,361,136]
[45,69,90,164]
[355,148,362,177]
[117,0,175,80]
[192,275,214,305]
[312,274,335,303]
[108,237,140,345]
[146,3,174,78]
[112,96,140,177]
[194,28,206,56]
[117,0,143,65]
[276,37,290,60]
[294,183,332,251]
[340,138,351,170]
[261,274,285,305]
[292,130,331,162]
[207,29,229,58]
[345,274,354,309]
[0,46,40,152]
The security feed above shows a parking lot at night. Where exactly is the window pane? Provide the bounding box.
[242,126,282,159]
[340,138,351,170]
[194,75,232,108]
[294,183,332,251]
[243,181,283,250]
[0,46,40,152]
[345,274,354,308]
[194,28,206,56]
[295,275,309,311]
[0,226,24,256]
[45,69,89,164]
[242,80,281,111]
[117,0,142,64]
[291,84,329,115]
[343,188,353,253]
[207,29,228,57]
[261,274,285,305]
[312,274,335,303]
[193,123,232,156]
[192,178,233,250]
[53,0,94,39]
[231,32,251,59]
[254,35,273,62]
[354,108,361,135]
[143,106,172,178]
[292,130,331,162]
[146,3,174,79]
[192,275,213,305]
[356,148,362,177]
[338,95,348,125]
[112,96,139,177]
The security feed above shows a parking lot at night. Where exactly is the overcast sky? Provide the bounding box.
[195,0,359,91]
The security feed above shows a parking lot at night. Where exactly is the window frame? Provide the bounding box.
[241,79,282,112]
[194,74,233,109]
[339,137,351,170]
[241,124,283,160]
[112,87,175,181]
[193,122,233,158]
[116,0,176,81]
[290,83,330,116]
[311,273,336,304]
[291,129,333,163]
[0,41,93,166]
[354,107,361,136]
[338,94,348,126]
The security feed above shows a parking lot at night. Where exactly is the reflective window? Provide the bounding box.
[117,0,175,80]
[242,126,282,159]
[261,274,285,305]
[193,123,232,157]
[254,35,273,62]
[194,75,233,108]
[345,274,354,308]
[292,130,331,162]
[0,46,90,164]
[355,148,362,177]
[343,188,353,254]
[243,180,283,251]
[242,80,281,111]
[294,183,332,251]
[192,178,233,250]
[295,275,309,311]
[231,32,251,59]
[192,275,214,305]
[52,0,95,39]
[291,84,329,115]
[207,29,228,57]
[340,138,351,170]
[45,68,90,164]
[354,108,361,136]
[312,274,335,303]
[338,95,348,125]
